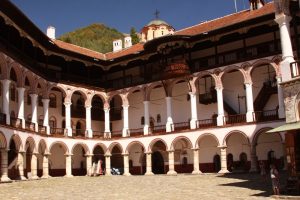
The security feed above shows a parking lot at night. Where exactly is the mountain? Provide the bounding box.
[58,23,125,53]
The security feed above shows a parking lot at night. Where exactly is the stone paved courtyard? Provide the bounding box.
[0,173,291,200]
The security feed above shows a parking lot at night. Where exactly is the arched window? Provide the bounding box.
[49,116,56,128]
[38,115,44,125]
[49,93,56,108]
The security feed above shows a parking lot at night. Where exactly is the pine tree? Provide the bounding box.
[130,27,139,45]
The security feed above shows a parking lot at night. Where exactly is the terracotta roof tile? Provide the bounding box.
[175,3,275,36]
[53,40,106,60]
[105,43,144,60]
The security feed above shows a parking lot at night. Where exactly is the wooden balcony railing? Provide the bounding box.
[129,128,144,137]
[151,125,166,134]
[93,131,104,139]
[173,122,190,131]
[50,128,65,136]
[111,130,122,138]
[253,109,279,122]
[197,119,217,129]
[225,114,247,125]
[72,129,86,138]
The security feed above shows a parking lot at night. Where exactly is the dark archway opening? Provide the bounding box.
[152,151,165,174]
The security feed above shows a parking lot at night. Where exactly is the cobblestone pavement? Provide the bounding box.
[0,173,289,200]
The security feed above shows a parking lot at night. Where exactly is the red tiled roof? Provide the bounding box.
[53,3,275,61]
[53,40,106,60]
[105,43,144,60]
[175,3,274,36]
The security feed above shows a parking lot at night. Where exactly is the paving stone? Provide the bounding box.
[0,173,292,200]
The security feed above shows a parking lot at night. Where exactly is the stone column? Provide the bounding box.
[275,14,295,82]
[249,145,258,173]
[167,150,177,175]
[0,149,11,182]
[245,83,254,122]
[276,77,285,119]
[218,146,229,174]
[86,154,93,176]
[64,101,72,137]
[189,92,198,129]
[30,152,39,179]
[41,153,50,179]
[145,152,154,175]
[105,153,111,176]
[123,153,131,176]
[30,94,38,132]
[192,148,202,174]
[104,107,111,138]
[165,97,174,132]
[143,101,150,135]
[17,150,27,180]
[1,79,11,125]
[85,105,93,138]
[17,87,25,128]
[216,86,224,126]
[64,154,73,177]
[122,105,129,137]
[42,99,50,135]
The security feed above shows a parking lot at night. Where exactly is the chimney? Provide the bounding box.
[47,26,56,39]
[124,36,132,49]
[249,0,265,10]
[113,39,122,52]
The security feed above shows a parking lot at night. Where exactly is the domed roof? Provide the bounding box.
[147,19,170,26]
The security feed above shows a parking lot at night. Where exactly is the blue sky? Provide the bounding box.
[10,0,272,37]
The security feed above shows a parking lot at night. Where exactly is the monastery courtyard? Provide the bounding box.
[0,173,288,200]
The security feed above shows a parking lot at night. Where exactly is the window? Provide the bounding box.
[49,117,56,128]
[49,93,57,108]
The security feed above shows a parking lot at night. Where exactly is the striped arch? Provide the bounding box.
[195,133,220,148]
[221,65,246,83]
[148,138,168,152]
[194,70,214,83]
[252,127,283,146]
[222,130,250,146]
[92,143,107,153]
[9,62,23,87]
[10,134,23,151]
[47,84,67,99]
[71,143,90,155]
[25,136,37,152]
[38,139,49,154]
[250,58,280,77]
[24,71,36,91]
[125,141,146,154]
[108,142,123,154]
[145,82,166,100]
[170,136,193,151]
[0,131,7,149]
[49,141,69,154]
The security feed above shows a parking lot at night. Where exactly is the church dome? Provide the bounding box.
[147,19,170,26]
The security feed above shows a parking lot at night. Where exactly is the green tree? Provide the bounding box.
[130,27,139,45]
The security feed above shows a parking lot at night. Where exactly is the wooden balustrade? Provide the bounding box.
[173,122,190,131]
[225,114,246,125]
[253,109,279,122]
[197,119,216,129]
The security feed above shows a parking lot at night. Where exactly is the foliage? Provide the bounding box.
[130,27,140,45]
[58,23,125,53]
